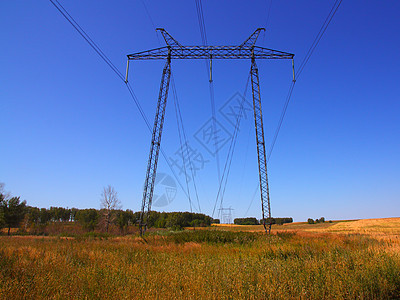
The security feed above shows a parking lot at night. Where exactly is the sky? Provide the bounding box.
[1,1,399,222]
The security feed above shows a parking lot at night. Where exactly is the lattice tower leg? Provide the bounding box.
[250,57,272,234]
[139,57,171,236]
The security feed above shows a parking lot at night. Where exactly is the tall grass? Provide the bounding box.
[1,231,399,299]
[160,229,259,244]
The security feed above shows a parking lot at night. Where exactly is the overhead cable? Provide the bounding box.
[49,0,191,200]
[267,0,343,162]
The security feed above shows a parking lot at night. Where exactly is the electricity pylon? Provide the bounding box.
[218,207,234,224]
[126,28,294,235]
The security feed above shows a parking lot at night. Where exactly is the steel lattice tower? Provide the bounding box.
[125,28,294,235]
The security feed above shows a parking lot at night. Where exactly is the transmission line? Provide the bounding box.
[49,0,191,201]
[49,0,124,81]
[242,0,343,218]
[296,0,343,78]
[244,184,259,217]
[171,74,202,212]
[218,79,251,212]
[211,75,251,218]
[136,0,202,213]
[243,0,343,218]
[267,0,343,162]
[264,0,273,29]
[194,0,222,186]
[140,0,162,46]
[194,0,208,46]
[171,76,193,213]
[137,0,201,212]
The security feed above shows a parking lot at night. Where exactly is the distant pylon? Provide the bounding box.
[218,207,234,224]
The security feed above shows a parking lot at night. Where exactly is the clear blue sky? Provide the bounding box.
[1,1,399,222]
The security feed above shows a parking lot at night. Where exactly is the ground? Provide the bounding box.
[1,218,399,299]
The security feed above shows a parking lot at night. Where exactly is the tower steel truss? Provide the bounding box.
[139,53,171,235]
[126,28,294,235]
[250,57,271,234]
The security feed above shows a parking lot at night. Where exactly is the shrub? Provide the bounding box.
[168,230,259,244]
[234,217,259,225]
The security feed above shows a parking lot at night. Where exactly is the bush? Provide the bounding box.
[264,217,293,225]
[234,217,259,225]
[168,230,259,244]
[310,217,325,224]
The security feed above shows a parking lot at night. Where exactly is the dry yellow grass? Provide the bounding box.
[306,218,400,239]
[1,218,400,299]
[210,218,400,237]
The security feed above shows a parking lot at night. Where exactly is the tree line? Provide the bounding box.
[2,205,215,235]
[0,184,215,235]
[234,217,293,225]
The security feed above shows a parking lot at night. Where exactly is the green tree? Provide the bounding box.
[0,196,27,235]
[60,208,71,222]
[0,184,7,229]
[0,201,4,229]
[39,208,50,224]
[115,210,132,233]
[166,212,185,230]
[70,208,79,221]
[27,206,40,225]
[308,218,315,224]
[75,209,99,231]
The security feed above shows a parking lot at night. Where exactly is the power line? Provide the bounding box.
[244,184,259,217]
[267,80,295,162]
[267,0,343,162]
[297,0,343,78]
[49,0,124,81]
[195,0,208,45]
[49,0,191,201]
[194,0,222,186]
[171,73,202,212]
[243,0,343,219]
[138,1,201,212]
[219,76,251,207]
[264,0,273,29]
[140,0,162,46]
[211,75,251,218]
[241,1,342,218]
[171,75,193,213]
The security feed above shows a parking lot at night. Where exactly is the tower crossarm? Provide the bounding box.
[127,45,294,60]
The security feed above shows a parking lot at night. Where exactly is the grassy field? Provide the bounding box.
[1,218,399,299]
